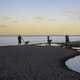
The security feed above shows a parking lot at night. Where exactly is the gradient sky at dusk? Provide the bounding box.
[0,0,80,35]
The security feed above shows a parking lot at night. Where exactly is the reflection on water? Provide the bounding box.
[36,43,61,46]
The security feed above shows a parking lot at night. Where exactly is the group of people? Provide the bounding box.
[18,35,70,47]
[17,35,52,46]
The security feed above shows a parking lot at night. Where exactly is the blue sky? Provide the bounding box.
[0,0,80,17]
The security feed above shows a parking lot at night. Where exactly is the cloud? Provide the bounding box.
[77,16,80,20]
[11,16,27,23]
[1,16,11,21]
[49,18,56,22]
[34,17,44,21]
[64,8,80,16]
[0,24,8,28]
[12,20,19,23]
[0,16,12,24]
[0,16,28,25]
[33,16,44,23]
[33,16,57,23]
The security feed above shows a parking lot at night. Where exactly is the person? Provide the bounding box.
[18,35,23,45]
[65,35,70,48]
[47,36,52,46]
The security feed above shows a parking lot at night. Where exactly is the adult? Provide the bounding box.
[18,35,22,45]
[65,35,70,48]
[47,36,52,46]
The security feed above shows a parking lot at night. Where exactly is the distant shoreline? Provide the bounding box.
[0,35,80,37]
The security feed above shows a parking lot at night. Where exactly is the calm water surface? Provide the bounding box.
[0,35,80,46]
[65,55,80,73]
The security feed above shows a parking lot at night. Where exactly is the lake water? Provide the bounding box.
[0,35,80,46]
[65,47,80,73]
[65,55,80,73]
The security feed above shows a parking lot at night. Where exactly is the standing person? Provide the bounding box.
[47,36,52,46]
[18,35,22,45]
[65,35,69,48]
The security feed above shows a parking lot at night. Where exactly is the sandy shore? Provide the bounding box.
[0,45,80,80]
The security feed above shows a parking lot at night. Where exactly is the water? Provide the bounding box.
[65,55,80,73]
[65,47,80,73]
[0,35,80,46]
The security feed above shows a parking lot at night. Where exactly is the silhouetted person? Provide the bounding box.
[47,36,52,46]
[18,35,22,45]
[65,35,70,48]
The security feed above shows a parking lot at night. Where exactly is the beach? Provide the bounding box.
[0,45,80,80]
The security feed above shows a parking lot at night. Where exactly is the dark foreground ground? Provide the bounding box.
[0,45,80,80]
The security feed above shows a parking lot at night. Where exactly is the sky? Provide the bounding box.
[0,0,80,35]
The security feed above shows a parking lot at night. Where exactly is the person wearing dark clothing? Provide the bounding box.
[47,36,52,46]
[18,35,22,45]
[65,35,70,48]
